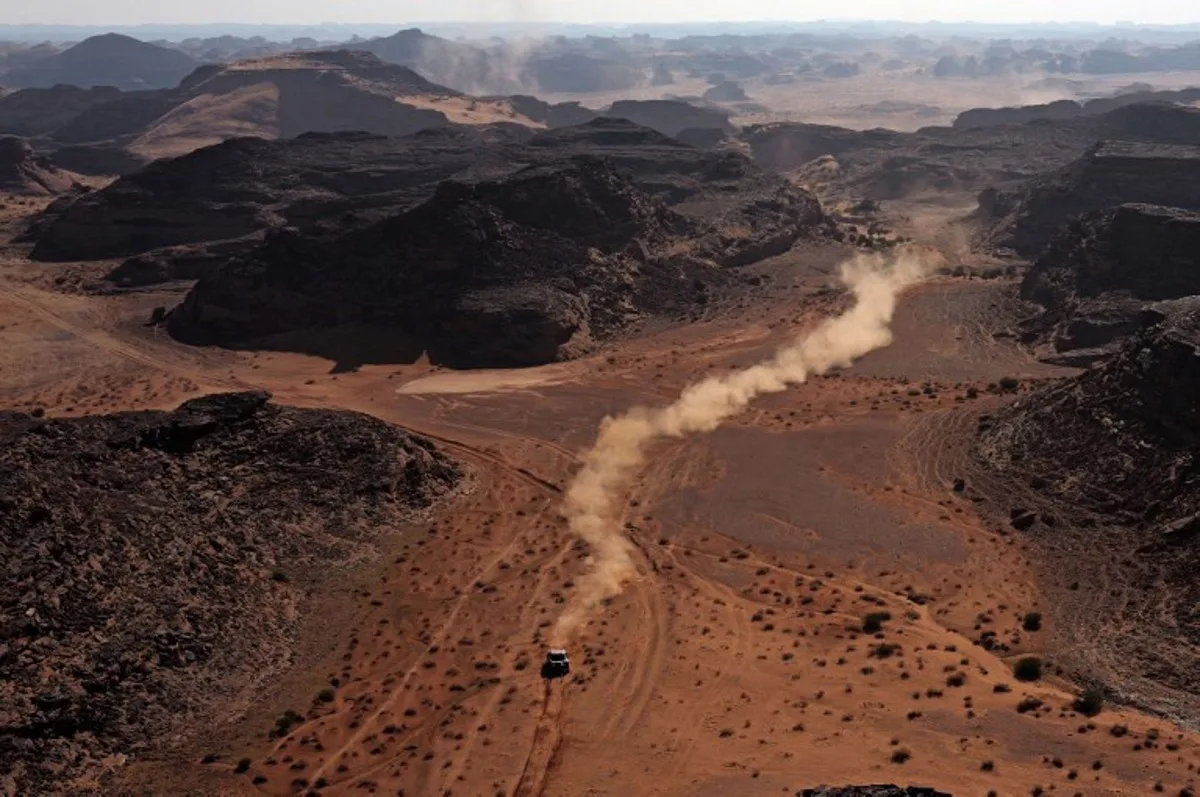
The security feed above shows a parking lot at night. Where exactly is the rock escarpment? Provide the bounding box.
[0,392,462,794]
[167,156,804,367]
[987,141,1200,257]
[0,136,78,196]
[974,307,1200,717]
[1019,204,1200,363]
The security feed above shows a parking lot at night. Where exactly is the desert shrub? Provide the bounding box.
[271,709,304,739]
[1013,656,1042,681]
[998,376,1020,392]
[317,689,335,703]
[234,758,251,774]
[1016,696,1044,713]
[1022,612,1042,632]
[890,748,912,764]
[1073,688,1105,717]
[862,611,892,633]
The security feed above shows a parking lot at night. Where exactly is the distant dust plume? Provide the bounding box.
[552,248,938,643]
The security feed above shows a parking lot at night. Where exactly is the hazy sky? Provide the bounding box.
[6,0,1199,26]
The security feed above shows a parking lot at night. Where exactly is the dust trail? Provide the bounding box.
[552,248,938,643]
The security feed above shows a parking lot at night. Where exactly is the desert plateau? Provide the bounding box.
[3,9,1200,797]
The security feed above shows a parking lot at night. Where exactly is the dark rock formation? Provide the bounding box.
[974,306,1200,716]
[166,150,825,367]
[1,33,197,91]
[953,99,1082,129]
[354,27,523,94]
[47,144,148,176]
[0,392,462,794]
[500,95,598,128]
[989,141,1200,257]
[742,122,908,173]
[28,128,512,262]
[0,84,126,138]
[951,90,1200,130]
[31,118,816,268]
[703,80,749,102]
[1018,204,1200,362]
[604,99,734,137]
[529,54,642,94]
[0,136,78,196]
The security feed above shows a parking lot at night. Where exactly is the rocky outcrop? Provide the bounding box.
[166,158,698,367]
[0,136,78,196]
[31,118,822,268]
[0,392,462,794]
[974,306,1200,712]
[1018,204,1200,363]
[953,99,1082,129]
[605,99,734,137]
[1,33,197,91]
[0,84,126,138]
[743,122,906,173]
[988,141,1200,257]
[529,54,642,94]
[28,129,502,261]
[163,133,826,367]
[353,27,524,95]
[703,81,749,102]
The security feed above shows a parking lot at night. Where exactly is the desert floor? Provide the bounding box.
[2,216,1199,796]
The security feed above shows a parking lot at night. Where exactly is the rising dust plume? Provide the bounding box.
[552,248,939,643]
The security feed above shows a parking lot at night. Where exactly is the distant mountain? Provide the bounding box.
[2,34,197,91]
[0,50,546,164]
[352,28,524,95]
[126,50,521,160]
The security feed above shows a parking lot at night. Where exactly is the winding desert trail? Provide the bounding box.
[3,257,1200,797]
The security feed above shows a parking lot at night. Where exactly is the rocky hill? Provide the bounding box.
[352,27,524,95]
[0,85,130,138]
[974,306,1200,717]
[0,33,197,91]
[1018,204,1200,363]
[0,50,574,165]
[31,118,822,269]
[986,140,1200,257]
[605,99,733,137]
[952,88,1200,129]
[125,50,537,160]
[166,149,825,367]
[27,125,532,262]
[0,391,463,794]
[0,136,79,195]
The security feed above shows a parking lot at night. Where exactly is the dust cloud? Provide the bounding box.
[552,247,939,643]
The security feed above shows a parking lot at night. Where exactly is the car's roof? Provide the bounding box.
[548,648,568,655]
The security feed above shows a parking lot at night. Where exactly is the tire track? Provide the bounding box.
[512,679,566,797]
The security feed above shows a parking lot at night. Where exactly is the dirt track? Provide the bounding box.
[3,252,1200,796]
